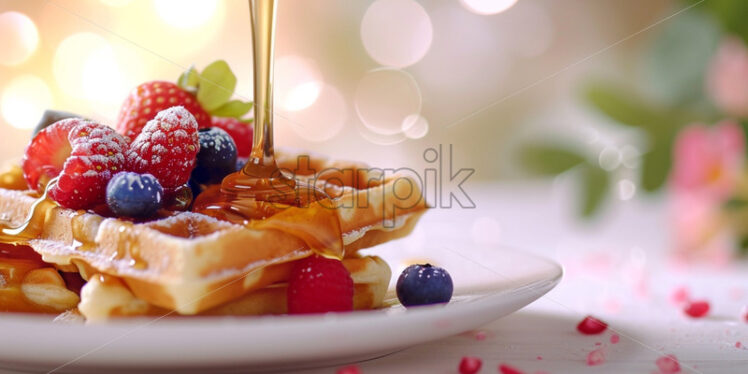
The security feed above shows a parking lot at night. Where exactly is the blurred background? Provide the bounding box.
[2,0,748,261]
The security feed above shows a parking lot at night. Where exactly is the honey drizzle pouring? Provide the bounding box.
[193,0,344,258]
[0,176,60,244]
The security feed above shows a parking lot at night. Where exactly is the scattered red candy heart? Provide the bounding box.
[458,356,482,374]
[655,354,681,374]
[683,300,710,318]
[576,315,608,335]
[498,363,525,374]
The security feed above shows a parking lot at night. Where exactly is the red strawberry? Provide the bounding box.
[287,255,354,314]
[211,117,253,158]
[22,119,129,209]
[126,106,199,189]
[116,81,211,140]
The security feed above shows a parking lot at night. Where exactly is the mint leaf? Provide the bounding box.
[177,65,200,92]
[519,144,586,175]
[197,60,237,111]
[580,164,609,218]
[211,100,253,118]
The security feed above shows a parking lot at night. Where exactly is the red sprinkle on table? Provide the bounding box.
[475,331,488,341]
[459,356,482,374]
[586,348,605,366]
[610,334,620,344]
[498,363,525,374]
[736,341,743,349]
[655,354,681,374]
[577,316,608,335]
[336,365,361,374]
[683,301,710,318]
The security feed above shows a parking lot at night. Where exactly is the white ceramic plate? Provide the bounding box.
[0,246,561,373]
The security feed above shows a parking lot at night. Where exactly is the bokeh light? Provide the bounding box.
[275,56,323,112]
[459,0,518,15]
[618,179,636,201]
[100,0,134,7]
[154,0,218,29]
[354,68,422,136]
[53,33,126,104]
[402,114,429,139]
[360,0,433,68]
[279,84,346,142]
[0,12,39,66]
[1,75,53,130]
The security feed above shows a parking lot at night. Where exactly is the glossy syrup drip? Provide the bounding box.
[0,176,59,245]
[193,0,343,258]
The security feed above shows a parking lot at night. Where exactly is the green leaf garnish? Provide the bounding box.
[197,60,237,111]
[212,100,254,118]
[177,65,200,93]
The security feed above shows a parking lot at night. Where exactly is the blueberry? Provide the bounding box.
[33,110,82,136]
[396,264,453,307]
[236,157,248,172]
[106,172,163,218]
[192,127,238,184]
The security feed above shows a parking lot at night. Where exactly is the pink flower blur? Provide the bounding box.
[672,121,744,197]
[707,38,748,118]
[670,121,744,264]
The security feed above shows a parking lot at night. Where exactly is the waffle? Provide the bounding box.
[0,149,427,317]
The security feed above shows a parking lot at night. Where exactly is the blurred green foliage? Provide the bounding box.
[685,0,748,44]
[518,1,742,218]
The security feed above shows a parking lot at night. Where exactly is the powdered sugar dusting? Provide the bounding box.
[127,106,199,189]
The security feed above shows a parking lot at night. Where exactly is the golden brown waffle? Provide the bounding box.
[0,150,426,316]
[78,255,391,321]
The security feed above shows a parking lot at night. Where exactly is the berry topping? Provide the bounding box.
[287,255,353,314]
[458,356,482,374]
[683,300,710,318]
[126,106,200,190]
[106,172,164,218]
[212,117,253,158]
[116,81,211,140]
[396,264,453,307]
[576,315,608,335]
[22,119,129,209]
[116,61,253,141]
[191,127,238,184]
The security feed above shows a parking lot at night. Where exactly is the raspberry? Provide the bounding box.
[116,81,211,140]
[287,255,353,314]
[576,315,608,335]
[22,118,80,191]
[683,300,710,318]
[126,106,199,189]
[212,117,253,158]
[22,119,128,209]
[458,356,482,374]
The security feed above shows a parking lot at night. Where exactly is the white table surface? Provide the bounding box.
[299,181,748,374]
